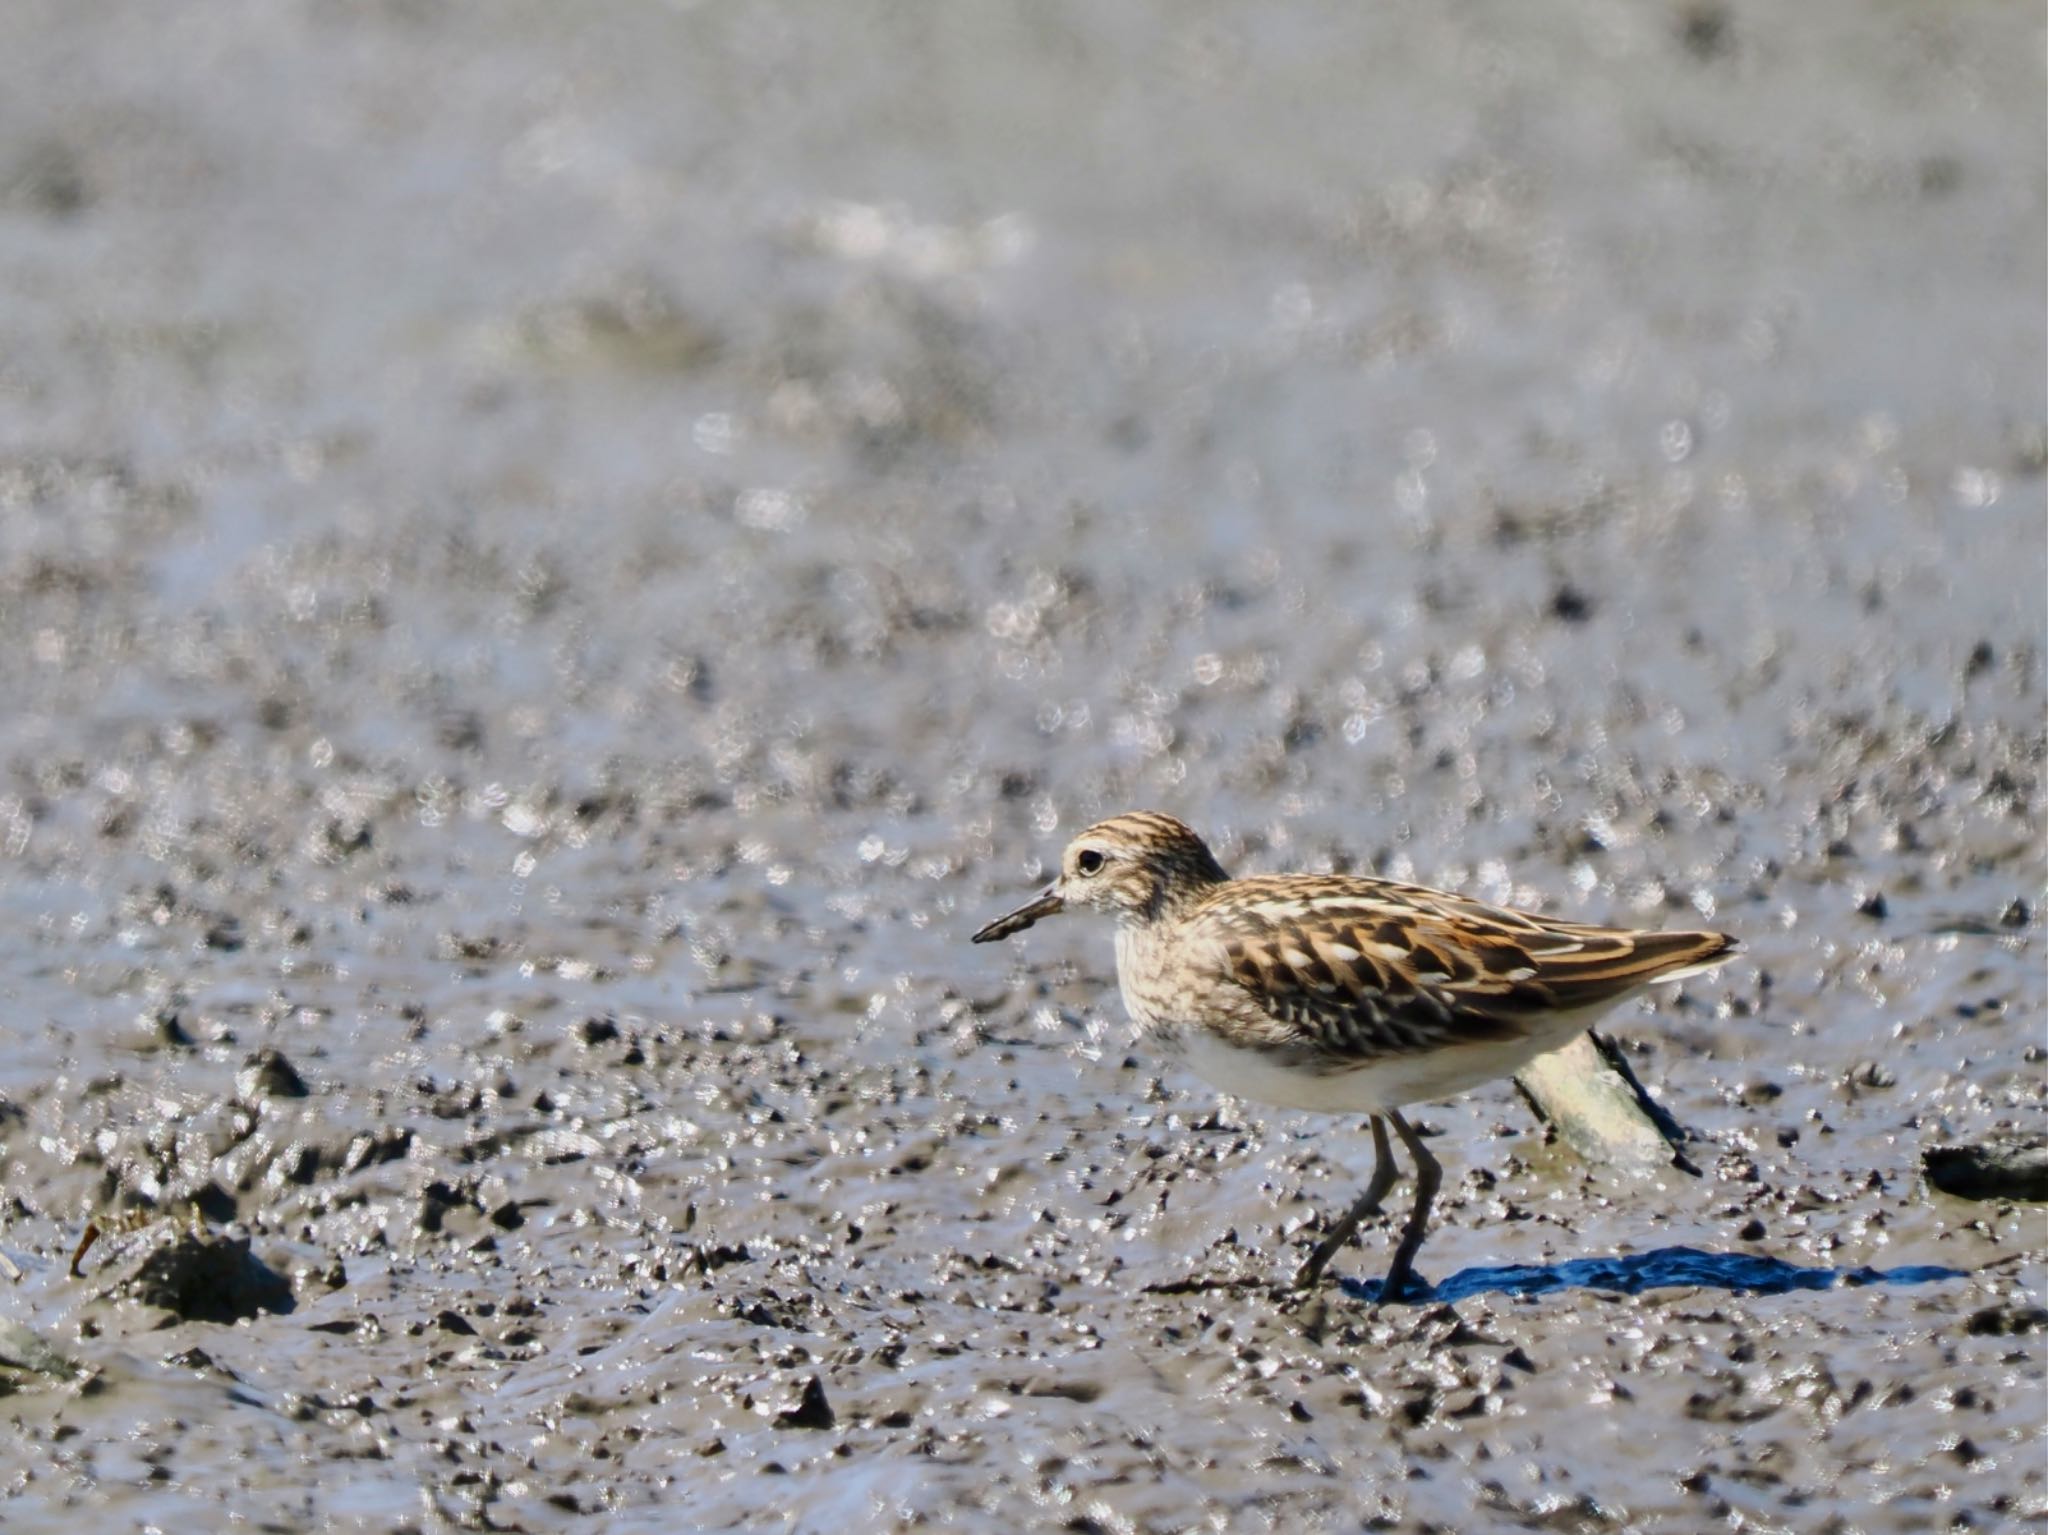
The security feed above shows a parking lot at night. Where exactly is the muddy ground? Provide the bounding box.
[0,3,2042,1531]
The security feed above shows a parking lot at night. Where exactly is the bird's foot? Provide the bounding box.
[1368,1262,1431,1307]
[1292,1233,1353,1293]
[1290,1257,1331,1293]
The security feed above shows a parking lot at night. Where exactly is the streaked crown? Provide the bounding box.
[1057,811,1230,924]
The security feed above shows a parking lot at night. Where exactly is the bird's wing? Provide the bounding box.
[1187,876,1736,1070]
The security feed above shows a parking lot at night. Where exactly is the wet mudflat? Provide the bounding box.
[0,3,2042,1531]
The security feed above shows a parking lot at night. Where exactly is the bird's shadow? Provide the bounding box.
[1338,1244,1969,1305]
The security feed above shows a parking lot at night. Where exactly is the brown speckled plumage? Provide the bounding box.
[973,811,1737,1300]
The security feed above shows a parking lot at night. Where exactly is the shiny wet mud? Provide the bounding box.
[0,3,2042,1532]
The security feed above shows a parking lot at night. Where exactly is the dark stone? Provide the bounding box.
[343,1127,413,1172]
[1964,1303,2048,1336]
[1924,1138,2048,1202]
[578,1016,622,1046]
[127,1232,293,1323]
[190,1182,238,1223]
[773,1375,835,1430]
[151,1010,194,1048]
[1549,585,1594,623]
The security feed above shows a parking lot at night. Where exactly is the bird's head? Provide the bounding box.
[971,811,1229,942]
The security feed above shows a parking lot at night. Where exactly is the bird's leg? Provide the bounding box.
[1375,1109,1442,1303]
[1293,1114,1399,1290]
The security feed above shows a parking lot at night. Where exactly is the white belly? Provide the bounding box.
[1170,1012,1612,1115]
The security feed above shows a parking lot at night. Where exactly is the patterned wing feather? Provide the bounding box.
[1192,875,1735,1070]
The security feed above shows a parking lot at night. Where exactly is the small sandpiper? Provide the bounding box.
[973,811,1736,1300]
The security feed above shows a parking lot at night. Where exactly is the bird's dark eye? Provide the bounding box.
[1075,848,1105,876]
